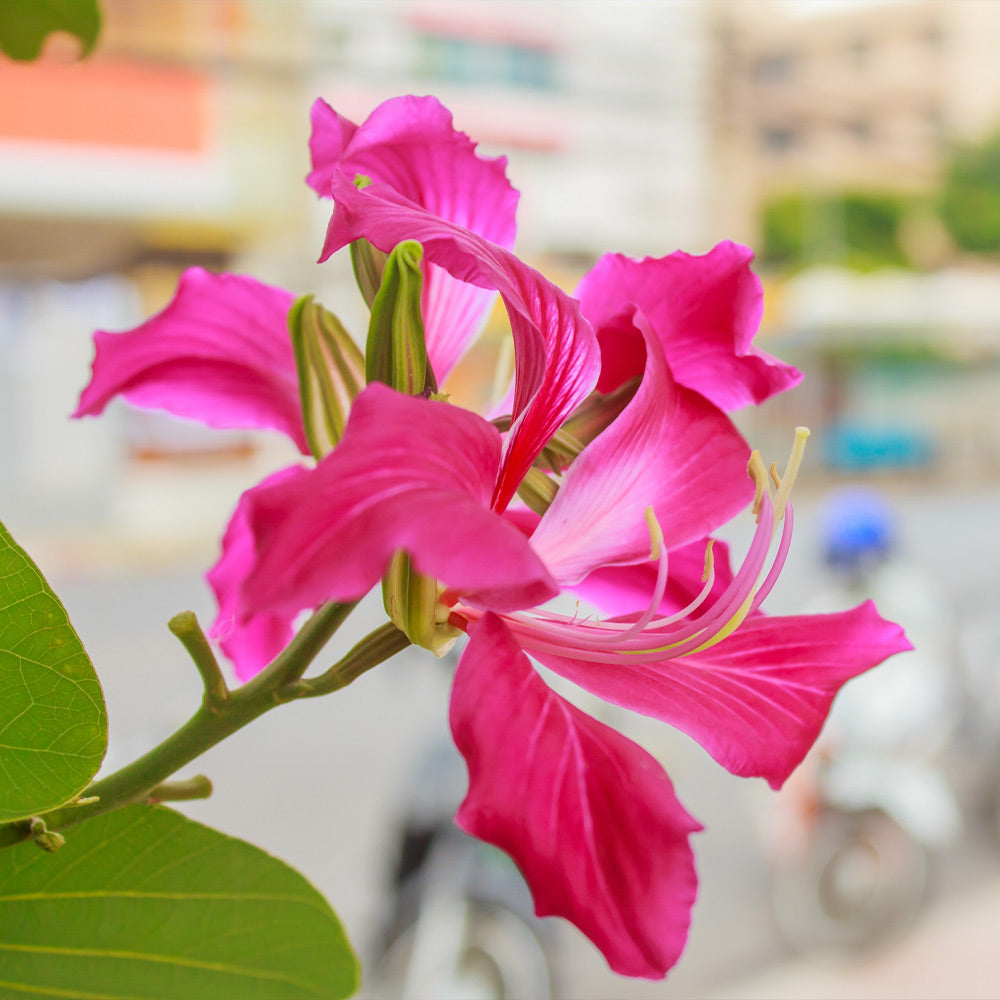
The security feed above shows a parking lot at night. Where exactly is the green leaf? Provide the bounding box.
[0,0,101,62]
[0,520,107,823]
[0,805,359,998]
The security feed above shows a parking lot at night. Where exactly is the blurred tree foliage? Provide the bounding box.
[0,0,100,61]
[761,192,915,271]
[938,131,1000,254]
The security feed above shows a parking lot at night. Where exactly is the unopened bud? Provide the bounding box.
[366,240,436,396]
[516,467,560,515]
[351,239,388,310]
[382,552,460,656]
[288,296,365,459]
[29,817,65,853]
[562,377,639,448]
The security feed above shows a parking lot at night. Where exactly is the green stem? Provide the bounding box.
[0,686,275,845]
[243,600,358,695]
[298,622,411,697]
[148,775,213,802]
[0,603,395,851]
[168,612,228,704]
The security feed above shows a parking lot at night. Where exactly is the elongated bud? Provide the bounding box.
[351,239,388,310]
[562,376,640,448]
[517,467,559,515]
[348,176,389,308]
[288,296,365,459]
[366,240,437,396]
[382,552,460,656]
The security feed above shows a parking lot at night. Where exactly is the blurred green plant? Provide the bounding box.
[938,130,1000,254]
[0,0,100,61]
[761,192,916,272]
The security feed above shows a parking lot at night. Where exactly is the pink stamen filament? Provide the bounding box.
[456,488,792,666]
[457,429,806,665]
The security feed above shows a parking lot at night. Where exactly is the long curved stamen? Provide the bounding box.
[461,428,809,666]
[475,491,774,662]
[502,539,716,638]
[749,502,794,614]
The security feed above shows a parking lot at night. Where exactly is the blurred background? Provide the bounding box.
[3,1,1000,997]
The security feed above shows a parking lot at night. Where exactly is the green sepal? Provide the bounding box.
[349,173,388,309]
[366,240,436,396]
[382,552,460,656]
[288,296,365,459]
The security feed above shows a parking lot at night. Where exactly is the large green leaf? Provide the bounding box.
[0,0,101,61]
[0,805,359,998]
[0,521,107,823]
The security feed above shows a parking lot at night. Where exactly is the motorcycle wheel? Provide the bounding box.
[770,808,930,956]
[366,899,554,1000]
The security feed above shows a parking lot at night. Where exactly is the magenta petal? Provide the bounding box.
[309,95,519,381]
[536,602,912,789]
[241,383,558,619]
[530,314,752,583]
[577,242,802,410]
[206,465,311,682]
[323,178,600,509]
[451,614,701,979]
[74,268,307,453]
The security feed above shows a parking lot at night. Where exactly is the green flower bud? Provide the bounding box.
[382,552,460,656]
[366,240,437,396]
[516,467,560,516]
[288,295,365,459]
[562,376,640,449]
[350,238,388,310]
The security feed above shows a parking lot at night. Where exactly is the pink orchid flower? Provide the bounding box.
[72,94,910,977]
[220,176,911,978]
[235,378,908,979]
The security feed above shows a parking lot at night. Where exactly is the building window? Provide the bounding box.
[417,35,555,90]
[846,37,871,67]
[922,24,945,50]
[847,118,873,144]
[760,125,799,154]
[752,51,796,82]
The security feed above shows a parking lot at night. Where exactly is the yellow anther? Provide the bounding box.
[775,426,810,519]
[747,451,770,521]
[702,539,716,583]
[645,506,664,561]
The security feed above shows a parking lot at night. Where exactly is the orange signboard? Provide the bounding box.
[0,57,210,153]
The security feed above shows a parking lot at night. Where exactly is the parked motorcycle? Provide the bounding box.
[767,489,963,955]
[364,656,557,1000]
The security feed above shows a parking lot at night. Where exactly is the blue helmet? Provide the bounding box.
[820,488,895,569]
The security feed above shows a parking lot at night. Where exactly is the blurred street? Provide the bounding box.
[17,481,1000,1000]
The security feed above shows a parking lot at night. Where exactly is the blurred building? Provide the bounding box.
[711,0,1000,484]
[0,0,323,539]
[303,0,714,258]
[0,0,722,541]
[713,0,1000,249]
